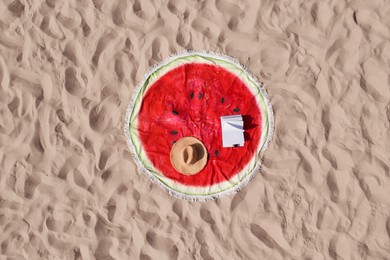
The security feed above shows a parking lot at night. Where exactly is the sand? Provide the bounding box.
[0,0,389,259]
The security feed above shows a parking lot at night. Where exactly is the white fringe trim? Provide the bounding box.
[124,50,274,201]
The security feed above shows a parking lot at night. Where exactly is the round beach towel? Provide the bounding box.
[125,51,274,201]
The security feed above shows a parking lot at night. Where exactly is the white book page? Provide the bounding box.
[221,115,245,147]
[222,121,244,132]
[222,132,245,147]
[221,115,242,122]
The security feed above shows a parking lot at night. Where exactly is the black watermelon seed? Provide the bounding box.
[190,92,194,99]
[214,150,219,157]
[172,141,177,144]
[171,131,178,135]
[233,144,239,148]
[172,110,179,115]
[221,97,225,104]
[198,93,203,99]
[233,107,240,112]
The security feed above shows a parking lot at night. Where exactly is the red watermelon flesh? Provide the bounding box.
[137,63,262,187]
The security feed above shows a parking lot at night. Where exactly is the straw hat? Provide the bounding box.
[170,137,208,175]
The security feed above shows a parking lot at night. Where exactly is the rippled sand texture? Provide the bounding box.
[1,0,390,259]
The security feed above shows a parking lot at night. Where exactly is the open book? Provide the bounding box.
[221,115,245,147]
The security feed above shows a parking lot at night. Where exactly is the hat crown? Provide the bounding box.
[183,145,198,165]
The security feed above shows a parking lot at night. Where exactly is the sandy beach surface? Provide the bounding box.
[1,0,390,259]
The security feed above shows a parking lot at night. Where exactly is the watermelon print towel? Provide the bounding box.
[125,51,274,201]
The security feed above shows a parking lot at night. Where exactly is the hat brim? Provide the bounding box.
[170,137,208,175]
